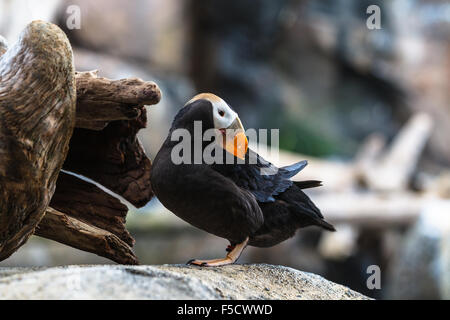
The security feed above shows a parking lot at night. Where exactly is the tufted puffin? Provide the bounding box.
[150,93,335,267]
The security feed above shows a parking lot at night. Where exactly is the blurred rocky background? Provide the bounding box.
[1,0,449,300]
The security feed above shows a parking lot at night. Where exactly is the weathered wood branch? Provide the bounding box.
[41,67,157,263]
[35,208,138,265]
[42,110,153,263]
[35,110,152,264]
[40,66,158,263]
[0,21,76,260]
[0,21,160,264]
[50,172,133,246]
[63,112,153,208]
[75,70,161,130]
[38,171,139,264]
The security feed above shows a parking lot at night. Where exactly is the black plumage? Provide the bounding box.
[151,95,335,266]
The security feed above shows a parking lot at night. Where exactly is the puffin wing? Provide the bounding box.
[212,149,308,203]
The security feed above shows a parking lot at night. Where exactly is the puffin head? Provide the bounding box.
[182,93,248,160]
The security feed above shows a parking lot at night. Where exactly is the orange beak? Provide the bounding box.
[221,117,248,160]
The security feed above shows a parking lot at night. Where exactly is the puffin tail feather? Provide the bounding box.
[293,180,322,189]
[317,219,336,232]
[280,160,308,178]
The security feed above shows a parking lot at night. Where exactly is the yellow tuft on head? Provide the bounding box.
[185,93,223,106]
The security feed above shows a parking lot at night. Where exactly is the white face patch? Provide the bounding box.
[211,98,238,129]
[187,93,238,129]
[185,93,248,159]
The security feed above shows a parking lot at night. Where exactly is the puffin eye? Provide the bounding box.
[218,110,225,117]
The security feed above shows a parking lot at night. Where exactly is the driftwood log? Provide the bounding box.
[75,70,160,131]
[0,21,161,264]
[0,21,76,261]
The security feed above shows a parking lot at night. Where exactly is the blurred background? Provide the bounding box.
[1,0,449,299]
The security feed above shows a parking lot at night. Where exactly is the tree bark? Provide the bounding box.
[35,208,138,265]
[49,172,133,246]
[0,21,161,264]
[75,70,161,130]
[0,21,76,261]
[42,82,157,263]
[64,111,153,208]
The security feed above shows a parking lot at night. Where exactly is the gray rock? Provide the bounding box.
[0,264,369,300]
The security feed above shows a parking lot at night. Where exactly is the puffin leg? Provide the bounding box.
[187,237,248,267]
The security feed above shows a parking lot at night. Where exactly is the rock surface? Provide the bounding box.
[0,264,369,300]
